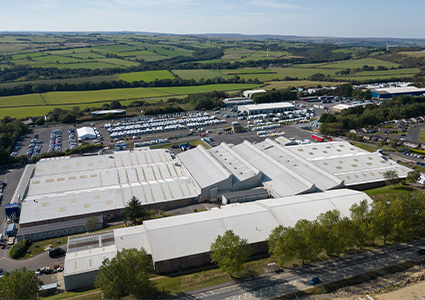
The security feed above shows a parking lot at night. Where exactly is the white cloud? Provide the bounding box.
[247,0,300,9]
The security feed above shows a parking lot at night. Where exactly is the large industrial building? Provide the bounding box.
[15,139,410,242]
[16,148,200,241]
[63,189,373,290]
[371,86,425,99]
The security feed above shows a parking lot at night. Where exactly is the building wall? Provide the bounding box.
[199,177,233,200]
[231,173,263,193]
[154,241,269,274]
[17,222,103,242]
[64,269,99,291]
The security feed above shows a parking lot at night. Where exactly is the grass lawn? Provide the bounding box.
[351,142,379,153]
[418,127,425,142]
[119,70,175,82]
[365,183,414,197]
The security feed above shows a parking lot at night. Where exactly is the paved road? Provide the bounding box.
[172,239,425,300]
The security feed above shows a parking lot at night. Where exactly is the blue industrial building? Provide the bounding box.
[371,86,425,99]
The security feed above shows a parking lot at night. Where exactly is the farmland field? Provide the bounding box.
[42,88,169,105]
[264,80,347,90]
[119,70,175,82]
[152,83,261,95]
[315,58,400,69]
[398,51,425,57]
[0,94,45,108]
[172,70,229,80]
[0,83,261,118]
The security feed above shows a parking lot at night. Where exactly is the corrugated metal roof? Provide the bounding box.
[64,245,117,276]
[231,141,314,196]
[177,146,231,189]
[208,143,260,183]
[64,189,373,276]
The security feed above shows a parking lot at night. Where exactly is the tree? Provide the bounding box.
[406,170,420,184]
[383,170,398,188]
[371,198,395,244]
[350,200,374,248]
[85,216,99,232]
[316,210,347,256]
[268,225,297,266]
[124,196,149,224]
[0,267,42,300]
[94,248,157,299]
[210,230,251,276]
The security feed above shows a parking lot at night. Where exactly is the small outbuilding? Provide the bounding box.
[77,127,96,141]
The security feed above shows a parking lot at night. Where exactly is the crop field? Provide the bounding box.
[315,58,400,69]
[264,80,347,90]
[223,69,277,75]
[236,67,337,81]
[0,75,117,89]
[240,50,289,61]
[221,48,255,60]
[119,70,175,82]
[172,70,229,80]
[399,51,425,57]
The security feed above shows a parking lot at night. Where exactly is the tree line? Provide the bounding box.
[320,94,425,135]
[0,116,28,165]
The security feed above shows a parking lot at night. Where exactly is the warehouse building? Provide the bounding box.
[76,127,96,140]
[91,109,126,117]
[243,89,266,98]
[15,138,409,242]
[16,149,200,241]
[238,102,295,115]
[371,86,425,99]
[63,189,373,290]
[223,97,254,107]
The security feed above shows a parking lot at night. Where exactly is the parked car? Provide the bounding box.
[48,247,66,258]
[310,277,321,285]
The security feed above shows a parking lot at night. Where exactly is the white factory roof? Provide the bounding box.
[64,189,372,274]
[208,143,260,183]
[254,139,343,191]
[373,86,425,94]
[332,104,352,111]
[283,141,410,186]
[77,127,96,139]
[20,149,200,225]
[238,102,295,111]
[177,146,231,189]
[64,245,117,276]
[231,141,315,196]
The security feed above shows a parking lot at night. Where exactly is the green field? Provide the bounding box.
[119,70,175,82]
[0,83,261,119]
[0,93,45,108]
[42,88,168,105]
[264,80,347,90]
[316,58,400,69]
[173,69,229,80]
[152,83,260,95]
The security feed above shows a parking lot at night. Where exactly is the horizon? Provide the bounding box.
[1,0,424,40]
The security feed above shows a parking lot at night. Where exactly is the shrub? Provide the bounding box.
[9,239,31,259]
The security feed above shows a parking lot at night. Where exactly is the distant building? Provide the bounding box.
[223,97,254,106]
[91,109,126,117]
[243,89,266,98]
[371,86,425,99]
[238,102,295,115]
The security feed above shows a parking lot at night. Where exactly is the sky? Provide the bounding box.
[1,0,424,39]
